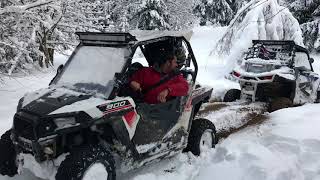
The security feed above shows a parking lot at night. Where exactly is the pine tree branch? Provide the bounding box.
[0,0,54,15]
[7,0,22,6]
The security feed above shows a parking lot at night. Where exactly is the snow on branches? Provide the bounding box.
[193,0,234,26]
[0,0,61,75]
[0,0,198,75]
[0,0,54,14]
[135,0,171,30]
[214,0,303,56]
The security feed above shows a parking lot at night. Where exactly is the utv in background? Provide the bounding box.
[0,31,216,180]
[224,40,320,112]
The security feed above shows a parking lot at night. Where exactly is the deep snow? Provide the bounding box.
[1,26,320,180]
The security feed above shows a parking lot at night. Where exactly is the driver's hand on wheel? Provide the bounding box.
[157,89,169,103]
[130,81,141,92]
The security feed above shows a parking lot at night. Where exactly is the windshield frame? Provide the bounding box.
[51,44,133,97]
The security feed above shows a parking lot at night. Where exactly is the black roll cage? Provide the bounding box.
[50,32,198,99]
[249,40,314,71]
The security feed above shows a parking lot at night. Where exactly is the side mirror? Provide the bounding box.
[57,64,64,74]
[310,58,314,64]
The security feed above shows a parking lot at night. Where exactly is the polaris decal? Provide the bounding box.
[97,100,133,115]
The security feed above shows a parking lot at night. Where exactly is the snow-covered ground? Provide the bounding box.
[1,26,320,180]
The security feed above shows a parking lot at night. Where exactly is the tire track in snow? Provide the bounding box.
[197,101,269,141]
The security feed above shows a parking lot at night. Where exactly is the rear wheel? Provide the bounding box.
[223,89,241,102]
[0,130,18,177]
[268,97,293,112]
[186,119,217,156]
[316,91,320,103]
[56,145,115,180]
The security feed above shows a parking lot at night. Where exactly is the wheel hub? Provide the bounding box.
[199,129,214,153]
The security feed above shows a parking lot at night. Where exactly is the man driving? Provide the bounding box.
[129,52,188,104]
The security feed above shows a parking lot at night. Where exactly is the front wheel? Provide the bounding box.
[186,119,217,156]
[0,130,18,177]
[316,91,320,103]
[223,89,241,102]
[56,145,116,180]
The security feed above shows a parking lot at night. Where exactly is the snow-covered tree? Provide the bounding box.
[0,0,62,74]
[193,0,234,26]
[301,21,320,51]
[0,0,198,75]
[287,0,319,23]
[283,0,320,52]
[0,0,118,75]
[117,11,130,32]
[214,0,303,56]
[107,0,197,31]
[227,0,252,13]
[104,0,140,31]
[135,0,171,30]
[166,0,198,30]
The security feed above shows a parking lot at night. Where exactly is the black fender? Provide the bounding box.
[191,86,213,116]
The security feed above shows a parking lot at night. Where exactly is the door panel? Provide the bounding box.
[132,99,181,153]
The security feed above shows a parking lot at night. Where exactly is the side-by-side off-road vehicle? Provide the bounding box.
[224,40,320,112]
[0,31,216,180]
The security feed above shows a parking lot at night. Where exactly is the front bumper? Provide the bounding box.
[237,75,274,101]
[13,134,58,162]
[237,75,294,101]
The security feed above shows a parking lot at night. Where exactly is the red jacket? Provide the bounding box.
[130,67,189,104]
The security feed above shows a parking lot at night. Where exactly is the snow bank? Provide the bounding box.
[213,0,303,71]
[123,103,320,180]
[0,54,68,135]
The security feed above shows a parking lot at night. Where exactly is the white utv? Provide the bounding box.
[0,31,216,180]
[224,40,320,112]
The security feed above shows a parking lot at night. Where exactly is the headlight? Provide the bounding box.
[37,120,57,136]
[53,117,77,129]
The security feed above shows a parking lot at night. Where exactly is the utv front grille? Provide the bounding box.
[14,116,35,140]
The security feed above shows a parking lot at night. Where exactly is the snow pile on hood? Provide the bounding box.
[213,0,303,71]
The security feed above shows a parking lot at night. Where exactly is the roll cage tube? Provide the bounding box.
[57,35,198,99]
[133,36,198,82]
[109,45,136,99]
[251,40,313,72]
[292,48,314,72]
[182,36,198,82]
[110,37,175,99]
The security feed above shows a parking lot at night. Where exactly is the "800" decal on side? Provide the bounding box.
[97,100,132,115]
